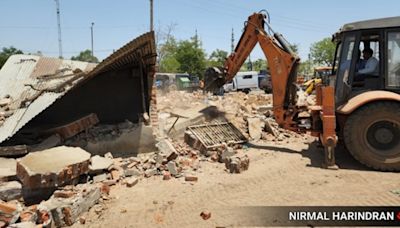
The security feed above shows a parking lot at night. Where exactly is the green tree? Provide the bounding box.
[207,49,228,67]
[310,38,335,66]
[0,46,23,69]
[159,37,179,72]
[71,49,98,63]
[174,36,207,78]
[156,23,179,72]
[161,56,180,72]
[253,58,268,72]
[298,59,313,76]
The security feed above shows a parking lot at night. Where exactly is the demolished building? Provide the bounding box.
[0,32,157,156]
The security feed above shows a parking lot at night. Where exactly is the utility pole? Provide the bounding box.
[54,0,63,59]
[231,28,234,53]
[91,22,94,57]
[150,0,153,31]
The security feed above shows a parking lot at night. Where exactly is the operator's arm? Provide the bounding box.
[358,58,378,75]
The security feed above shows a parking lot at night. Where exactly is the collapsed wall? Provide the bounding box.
[0,32,157,156]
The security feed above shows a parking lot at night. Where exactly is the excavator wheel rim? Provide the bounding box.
[343,101,400,171]
[365,119,400,153]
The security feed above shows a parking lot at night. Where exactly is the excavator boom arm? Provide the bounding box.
[204,12,337,168]
[205,12,300,127]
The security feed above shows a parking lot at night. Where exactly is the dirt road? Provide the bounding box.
[72,137,400,227]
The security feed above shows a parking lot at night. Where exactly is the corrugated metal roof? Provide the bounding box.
[0,31,156,144]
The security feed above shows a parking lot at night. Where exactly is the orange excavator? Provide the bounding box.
[204,11,400,170]
[204,11,337,168]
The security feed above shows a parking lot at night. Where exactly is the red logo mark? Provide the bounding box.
[396,211,400,220]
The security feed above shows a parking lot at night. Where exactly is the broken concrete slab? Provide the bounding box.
[92,174,108,183]
[264,118,278,137]
[89,155,114,174]
[247,117,265,140]
[0,158,17,181]
[123,168,141,177]
[17,146,91,190]
[167,161,179,176]
[156,139,177,158]
[0,181,22,201]
[40,184,101,227]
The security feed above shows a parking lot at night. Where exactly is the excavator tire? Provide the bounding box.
[343,101,400,171]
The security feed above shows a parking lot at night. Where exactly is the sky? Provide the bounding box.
[1,0,399,62]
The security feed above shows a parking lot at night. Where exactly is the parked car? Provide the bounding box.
[223,71,259,93]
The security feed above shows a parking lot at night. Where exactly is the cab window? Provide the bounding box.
[387,31,400,88]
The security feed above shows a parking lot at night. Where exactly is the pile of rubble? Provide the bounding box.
[158,90,307,143]
[0,135,250,227]
[65,120,138,147]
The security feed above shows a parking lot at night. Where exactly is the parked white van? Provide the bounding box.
[223,71,259,93]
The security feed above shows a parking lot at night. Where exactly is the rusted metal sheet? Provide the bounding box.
[185,122,247,151]
[45,113,99,139]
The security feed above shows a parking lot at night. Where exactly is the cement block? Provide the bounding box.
[89,155,113,173]
[17,146,91,190]
[167,161,178,176]
[247,117,265,140]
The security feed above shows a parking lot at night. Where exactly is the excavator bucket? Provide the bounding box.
[203,67,226,94]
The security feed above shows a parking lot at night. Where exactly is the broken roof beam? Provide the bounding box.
[44,113,99,140]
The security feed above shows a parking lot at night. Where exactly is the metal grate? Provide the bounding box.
[187,122,247,149]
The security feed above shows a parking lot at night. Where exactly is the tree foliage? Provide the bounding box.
[310,38,335,66]
[0,46,23,69]
[156,23,178,71]
[253,58,268,72]
[207,49,228,67]
[158,37,179,72]
[71,49,98,63]
[174,37,207,78]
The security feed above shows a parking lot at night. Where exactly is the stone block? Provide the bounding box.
[17,146,91,190]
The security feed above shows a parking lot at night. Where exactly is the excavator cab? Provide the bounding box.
[332,17,400,170]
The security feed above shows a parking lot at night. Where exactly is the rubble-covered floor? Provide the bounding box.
[1,90,400,227]
[71,90,399,227]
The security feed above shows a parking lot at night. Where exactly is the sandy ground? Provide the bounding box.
[72,137,400,227]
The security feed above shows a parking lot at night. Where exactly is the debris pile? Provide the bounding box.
[158,90,305,143]
[65,120,138,147]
